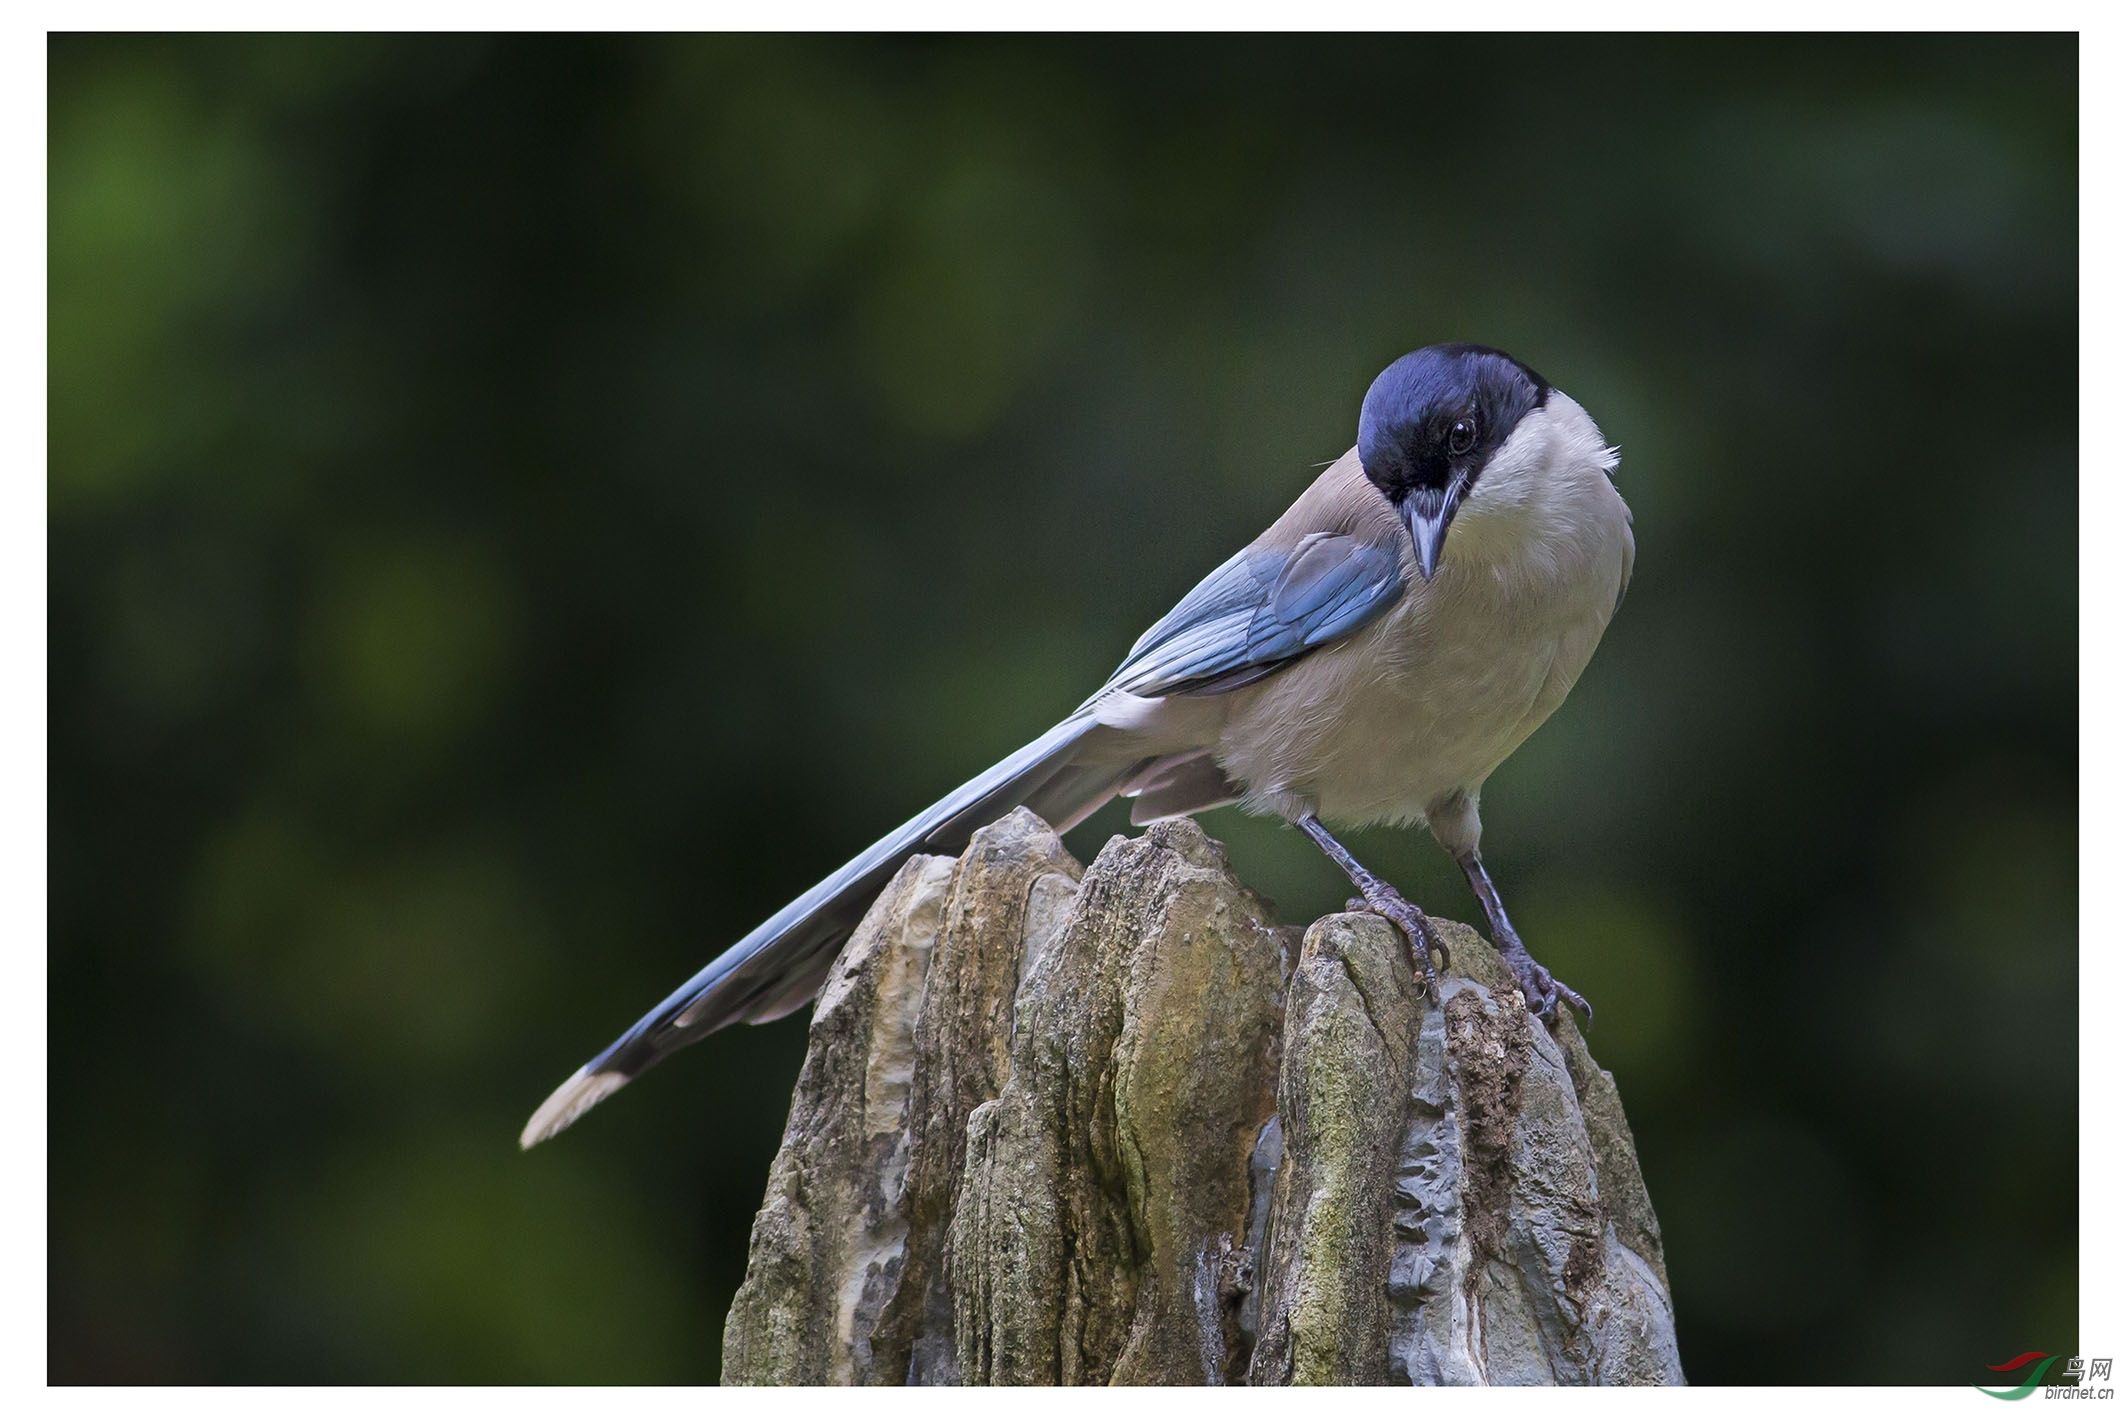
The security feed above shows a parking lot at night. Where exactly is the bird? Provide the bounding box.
[522,342,1633,1149]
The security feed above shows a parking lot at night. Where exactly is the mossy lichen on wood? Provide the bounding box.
[720,810,1683,1386]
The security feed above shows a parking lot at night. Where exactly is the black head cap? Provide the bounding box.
[1357,344,1550,502]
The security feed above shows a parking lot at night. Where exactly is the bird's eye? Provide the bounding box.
[1448,416,1479,456]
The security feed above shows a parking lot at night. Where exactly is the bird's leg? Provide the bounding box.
[1295,814,1447,997]
[1454,849,1590,1022]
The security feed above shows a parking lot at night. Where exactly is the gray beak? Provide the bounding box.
[1399,483,1463,582]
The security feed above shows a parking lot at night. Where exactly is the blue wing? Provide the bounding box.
[524,522,1407,1148]
[1095,530,1407,700]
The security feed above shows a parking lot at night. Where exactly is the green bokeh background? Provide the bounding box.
[49,34,2077,1384]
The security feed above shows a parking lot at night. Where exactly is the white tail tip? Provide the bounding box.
[519,1067,630,1149]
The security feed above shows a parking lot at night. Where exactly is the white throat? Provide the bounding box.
[1446,391,1620,569]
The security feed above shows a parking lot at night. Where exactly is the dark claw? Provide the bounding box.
[1349,898,1453,971]
[1499,943,1591,1025]
[1347,887,1447,998]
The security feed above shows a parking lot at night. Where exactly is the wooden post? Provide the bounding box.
[721,810,1683,1386]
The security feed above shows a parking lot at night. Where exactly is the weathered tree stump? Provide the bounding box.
[720,809,1683,1386]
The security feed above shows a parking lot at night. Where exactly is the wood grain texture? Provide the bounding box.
[720,812,1681,1386]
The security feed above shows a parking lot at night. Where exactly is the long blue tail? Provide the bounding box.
[521,711,1125,1147]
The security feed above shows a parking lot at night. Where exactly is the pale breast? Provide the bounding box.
[1213,463,1631,829]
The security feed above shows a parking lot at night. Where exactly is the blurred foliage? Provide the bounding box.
[49,34,2076,1383]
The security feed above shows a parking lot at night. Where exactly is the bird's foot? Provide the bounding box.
[1343,890,1448,997]
[1496,938,1590,1024]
